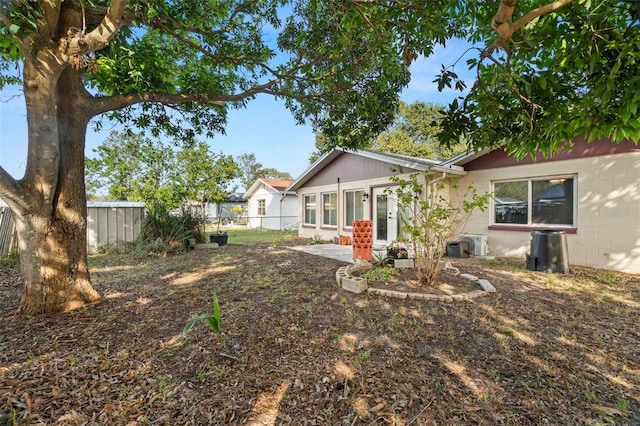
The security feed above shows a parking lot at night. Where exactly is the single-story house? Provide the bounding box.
[203,193,248,225]
[288,149,453,245]
[244,178,297,230]
[288,138,640,274]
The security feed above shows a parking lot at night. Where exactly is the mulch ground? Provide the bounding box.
[1,242,639,425]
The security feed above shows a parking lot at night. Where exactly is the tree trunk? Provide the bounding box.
[15,65,100,314]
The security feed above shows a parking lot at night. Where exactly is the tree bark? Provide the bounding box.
[15,63,100,315]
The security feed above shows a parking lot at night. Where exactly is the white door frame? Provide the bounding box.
[372,186,399,247]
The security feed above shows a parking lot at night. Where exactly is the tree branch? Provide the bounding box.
[492,0,574,43]
[81,0,128,54]
[40,0,62,38]
[89,79,284,116]
[491,0,517,41]
[510,0,574,34]
[0,167,26,212]
[0,10,12,29]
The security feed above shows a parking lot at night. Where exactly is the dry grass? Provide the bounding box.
[1,244,639,425]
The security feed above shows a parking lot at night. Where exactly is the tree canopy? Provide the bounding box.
[236,153,293,192]
[309,101,469,162]
[370,102,468,161]
[86,131,240,207]
[435,0,640,157]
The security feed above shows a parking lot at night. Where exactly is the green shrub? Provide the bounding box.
[138,202,206,254]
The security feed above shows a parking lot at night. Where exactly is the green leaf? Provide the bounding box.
[9,24,20,34]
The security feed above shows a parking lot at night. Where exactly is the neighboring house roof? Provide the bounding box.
[288,148,465,191]
[225,193,247,203]
[244,178,295,198]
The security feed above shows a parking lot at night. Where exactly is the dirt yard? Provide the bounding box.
[1,242,639,425]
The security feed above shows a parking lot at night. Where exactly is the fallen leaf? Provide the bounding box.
[593,405,624,416]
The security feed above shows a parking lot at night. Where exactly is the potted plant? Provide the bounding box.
[387,240,409,260]
[208,193,230,246]
[209,215,228,246]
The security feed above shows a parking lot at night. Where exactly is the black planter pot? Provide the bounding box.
[387,247,408,260]
[209,233,228,246]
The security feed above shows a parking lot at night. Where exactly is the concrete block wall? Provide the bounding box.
[457,151,640,273]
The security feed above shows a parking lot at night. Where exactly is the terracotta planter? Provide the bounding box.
[351,220,372,261]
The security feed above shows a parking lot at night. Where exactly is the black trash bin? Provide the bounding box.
[527,230,569,273]
[446,241,469,258]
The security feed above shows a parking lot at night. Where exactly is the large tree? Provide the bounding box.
[0,0,429,314]
[1,0,638,314]
[436,0,640,157]
[87,131,240,207]
[236,152,292,191]
[370,101,468,161]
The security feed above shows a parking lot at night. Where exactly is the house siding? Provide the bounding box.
[304,152,420,187]
[457,150,640,273]
[247,185,297,230]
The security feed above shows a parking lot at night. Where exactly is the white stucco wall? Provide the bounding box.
[456,151,640,273]
[247,186,298,230]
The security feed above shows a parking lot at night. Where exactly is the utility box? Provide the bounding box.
[446,240,470,258]
[527,230,569,273]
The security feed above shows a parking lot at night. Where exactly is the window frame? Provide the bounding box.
[491,175,577,229]
[344,189,364,229]
[257,199,266,216]
[303,194,317,226]
[322,192,338,228]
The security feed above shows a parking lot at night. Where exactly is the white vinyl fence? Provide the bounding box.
[0,202,145,257]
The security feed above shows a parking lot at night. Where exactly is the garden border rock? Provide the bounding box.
[336,261,496,301]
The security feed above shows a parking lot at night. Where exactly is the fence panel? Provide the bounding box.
[0,207,17,257]
[0,204,145,256]
[87,202,145,253]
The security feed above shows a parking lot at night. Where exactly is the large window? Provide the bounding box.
[257,199,266,216]
[304,194,316,225]
[322,192,337,227]
[494,176,575,226]
[344,190,364,227]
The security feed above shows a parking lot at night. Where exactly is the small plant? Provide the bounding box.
[361,267,396,282]
[617,398,629,413]
[583,389,596,402]
[388,170,491,286]
[183,292,222,341]
[596,272,618,285]
[0,247,20,267]
[371,251,391,267]
[311,233,322,244]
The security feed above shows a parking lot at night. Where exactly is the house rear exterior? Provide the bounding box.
[288,149,455,247]
[289,139,639,274]
[444,137,640,274]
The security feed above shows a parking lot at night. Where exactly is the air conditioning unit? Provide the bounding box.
[459,234,488,257]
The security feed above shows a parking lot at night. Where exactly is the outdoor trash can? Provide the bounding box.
[527,230,569,273]
[446,241,469,258]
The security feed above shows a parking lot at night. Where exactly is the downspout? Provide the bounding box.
[336,177,340,235]
[425,172,448,201]
[280,192,286,230]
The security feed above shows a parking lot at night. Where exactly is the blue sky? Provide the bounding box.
[0,44,473,190]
